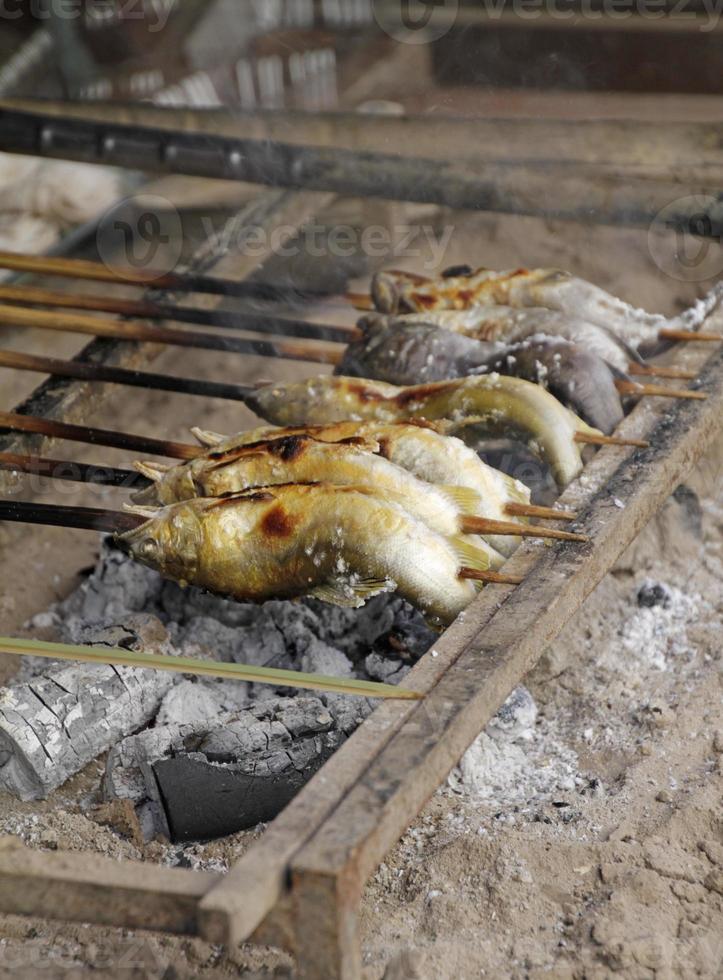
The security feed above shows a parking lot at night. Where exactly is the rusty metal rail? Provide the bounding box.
[0,106,721,235]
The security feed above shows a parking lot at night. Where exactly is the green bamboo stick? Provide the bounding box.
[0,636,422,701]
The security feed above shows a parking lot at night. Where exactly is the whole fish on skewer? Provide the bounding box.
[359,307,640,375]
[187,420,533,557]
[120,483,486,626]
[338,318,625,433]
[233,374,601,487]
[371,266,723,350]
[133,433,506,569]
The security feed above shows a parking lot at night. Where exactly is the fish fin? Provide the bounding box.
[438,484,484,516]
[191,426,225,447]
[499,474,531,506]
[122,502,159,519]
[133,460,172,481]
[307,578,395,608]
[130,483,161,505]
[449,535,492,572]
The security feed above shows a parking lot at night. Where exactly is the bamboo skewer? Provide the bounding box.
[0,499,143,534]
[460,516,588,543]
[627,362,697,381]
[504,502,577,522]
[0,634,421,701]
[0,303,342,365]
[615,379,707,401]
[0,451,149,489]
[659,328,723,343]
[0,249,334,304]
[574,432,649,449]
[0,283,358,345]
[459,569,524,586]
[0,349,258,403]
[0,411,199,460]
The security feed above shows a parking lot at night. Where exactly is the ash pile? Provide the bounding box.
[0,541,437,842]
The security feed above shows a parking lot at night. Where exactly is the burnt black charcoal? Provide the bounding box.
[636,580,673,609]
[154,733,343,842]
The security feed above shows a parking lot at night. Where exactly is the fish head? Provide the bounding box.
[371,269,430,313]
[117,501,204,584]
[371,271,404,313]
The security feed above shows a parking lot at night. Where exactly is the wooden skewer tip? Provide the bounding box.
[459,568,524,586]
[616,380,707,400]
[504,502,577,523]
[575,432,650,449]
[628,363,697,381]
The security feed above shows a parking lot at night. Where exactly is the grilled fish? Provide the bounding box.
[371,266,723,350]
[238,375,599,487]
[337,319,625,433]
[119,483,480,626]
[188,420,530,557]
[359,308,639,375]
[134,433,505,569]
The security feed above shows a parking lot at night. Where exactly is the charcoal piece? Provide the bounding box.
[104,722,206,802]
[0,616,174,801]
[364,652,405,682]
[104,695,371,841]
[637,580,673,609]
[153,732,344,842]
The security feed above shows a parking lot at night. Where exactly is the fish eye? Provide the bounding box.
[139,538,159,558]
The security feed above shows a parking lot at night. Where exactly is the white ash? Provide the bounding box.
[607,579,703,674]
[448,687,583,808]
[155,681,227,728]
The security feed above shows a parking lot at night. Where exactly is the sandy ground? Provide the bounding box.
[0,193,720,977]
